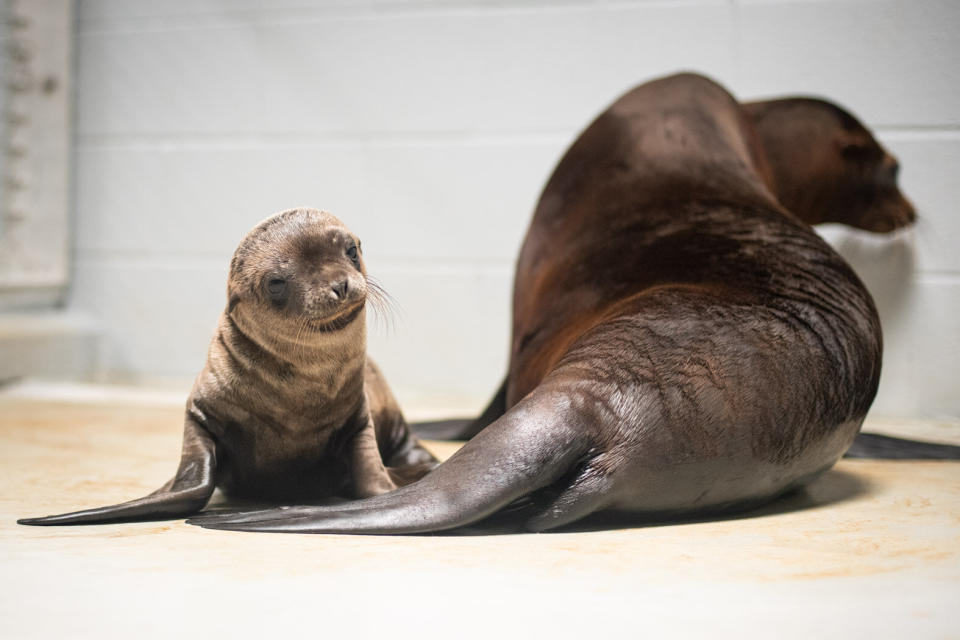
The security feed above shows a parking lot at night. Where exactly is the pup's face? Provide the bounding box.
[228,208,367,334]
[745,98,916,233]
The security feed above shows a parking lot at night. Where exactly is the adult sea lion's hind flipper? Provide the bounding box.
[188,391,592,534]
[18,415,217,526]
[845,432,960,460]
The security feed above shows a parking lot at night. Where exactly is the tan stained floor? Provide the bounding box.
[2,392,959,639]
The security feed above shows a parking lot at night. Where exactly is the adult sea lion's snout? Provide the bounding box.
[859,199,916,234]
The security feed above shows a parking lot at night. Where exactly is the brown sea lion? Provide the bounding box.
[188,72,918,534]
[19,208,436,525]
[417,92,920,443]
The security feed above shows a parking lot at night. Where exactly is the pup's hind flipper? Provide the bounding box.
[18,415,217,525]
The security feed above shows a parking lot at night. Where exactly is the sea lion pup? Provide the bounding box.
[19,208,436,526]
[188,73,906,534]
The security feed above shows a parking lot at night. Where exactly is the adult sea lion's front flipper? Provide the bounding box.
[18,414,217,525]
[846,433,960,459]
[411,377,508,441]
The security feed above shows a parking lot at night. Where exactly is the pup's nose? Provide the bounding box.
[331,279,349,299]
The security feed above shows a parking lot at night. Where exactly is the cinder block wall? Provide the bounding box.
[70,0,959,417]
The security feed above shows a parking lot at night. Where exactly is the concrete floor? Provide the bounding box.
[2,389,959,639]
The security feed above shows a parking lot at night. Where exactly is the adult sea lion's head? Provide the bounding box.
[745,97,915,233]
[227,208,368,340]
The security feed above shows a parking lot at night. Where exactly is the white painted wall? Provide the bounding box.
[69,0,960,418]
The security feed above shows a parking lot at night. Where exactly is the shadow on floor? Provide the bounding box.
[435,466,874,537]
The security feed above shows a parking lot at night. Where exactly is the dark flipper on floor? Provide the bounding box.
[845,432,960,459]
[411,378,507,441]
[18,415,217,525]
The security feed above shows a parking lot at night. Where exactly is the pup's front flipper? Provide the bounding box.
[18,415,217,525]
[350,415,400,498]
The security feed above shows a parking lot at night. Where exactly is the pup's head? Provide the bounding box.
[228,208,367,337]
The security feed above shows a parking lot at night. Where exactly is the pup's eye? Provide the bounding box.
[346,245,359,262]
[266,278,287,296]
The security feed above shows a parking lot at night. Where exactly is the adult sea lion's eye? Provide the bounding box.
[346,245,359,262]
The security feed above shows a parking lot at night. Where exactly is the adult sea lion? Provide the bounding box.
[19,208,436,525]
[191,72,922,534]
[416,92,945,457]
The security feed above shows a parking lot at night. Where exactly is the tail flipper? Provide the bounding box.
[845,432,960,459]
[18,415,217,525]
[412,377,508,441]
[188,389,590,534]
